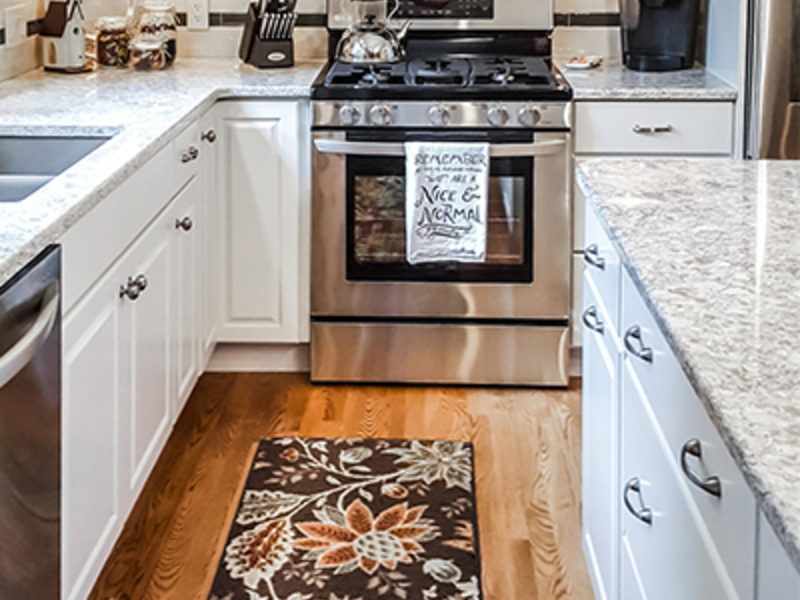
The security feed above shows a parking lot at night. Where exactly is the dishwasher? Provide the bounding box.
[0,245,60,599]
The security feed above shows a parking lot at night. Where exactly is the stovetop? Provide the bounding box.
[312,55,572,101]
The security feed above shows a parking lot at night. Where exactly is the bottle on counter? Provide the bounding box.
[130,34,168,69]
[136,0,177,66]
[96,16,130,66]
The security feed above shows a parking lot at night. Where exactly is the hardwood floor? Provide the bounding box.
[89,373,593,600]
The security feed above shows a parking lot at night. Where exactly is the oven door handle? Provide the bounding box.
[313,138,566,157]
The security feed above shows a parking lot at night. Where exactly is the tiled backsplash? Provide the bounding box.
[0,0,623,82]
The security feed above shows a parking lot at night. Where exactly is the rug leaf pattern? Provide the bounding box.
[208,438,483,600]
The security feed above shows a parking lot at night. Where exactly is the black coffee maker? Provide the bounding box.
[620,0,698,72]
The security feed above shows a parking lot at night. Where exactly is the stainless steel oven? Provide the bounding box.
[310,100,572,385]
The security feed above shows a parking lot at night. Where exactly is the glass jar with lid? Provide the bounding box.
[136,1,176,65]
[96,16,130,66]
[130,35,168,70]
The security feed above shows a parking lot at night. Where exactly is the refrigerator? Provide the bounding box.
[745,0,800,159]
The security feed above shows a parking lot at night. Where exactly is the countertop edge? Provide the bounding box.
[576,164,800,574]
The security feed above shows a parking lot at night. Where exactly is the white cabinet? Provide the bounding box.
[571,100,735,347]
[581,197,760,600]
[60,109,215,600]
[197,110,219,366]
[62,197,173,600]
[582,275,620,600]
[169,175,201,418]
[216,101,309,344]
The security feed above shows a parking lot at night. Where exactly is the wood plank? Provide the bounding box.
[89,374,593,600]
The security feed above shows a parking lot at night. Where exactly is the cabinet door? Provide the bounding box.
[198,108,218,366]
[170,175,201,417]
[621,364,736,600]
[582,277,620,600]
[62,272,122,600]
[216,101,303,343]
[117,214,172,503]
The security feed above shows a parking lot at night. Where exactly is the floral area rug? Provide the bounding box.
[208,437,483,600]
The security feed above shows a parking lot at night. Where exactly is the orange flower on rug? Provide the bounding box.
[293,499,432,574]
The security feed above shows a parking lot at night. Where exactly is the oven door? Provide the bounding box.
[311,129,570,321]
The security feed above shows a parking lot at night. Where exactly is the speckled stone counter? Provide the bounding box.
[560,62,737,101]
[0,58,324,288]
[577,158,800,572]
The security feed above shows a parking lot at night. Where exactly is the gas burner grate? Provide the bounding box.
[408,57,471,86]
[326,63,407,87]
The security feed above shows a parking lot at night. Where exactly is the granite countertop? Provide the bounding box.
[576,158,800,571]
[559,61,738,101]
[0,58,325,288]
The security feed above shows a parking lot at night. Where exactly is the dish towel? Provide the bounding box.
[405,142,489,264]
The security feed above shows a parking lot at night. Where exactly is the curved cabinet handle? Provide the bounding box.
[623,477,653,525]
[680,438,722,498]
[181,146,199,163]
[583,244,606,270]
[0,281,59,389]
[632,124,673,134]
[624,325,653,363]
[201,129,217,143]
[582,306,604,334]
[176,216,193,231]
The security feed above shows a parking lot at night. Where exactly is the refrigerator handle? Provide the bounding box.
[0,281,59,389]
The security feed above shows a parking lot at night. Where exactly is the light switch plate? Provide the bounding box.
[187,0,209,30]
[5,5,26,48]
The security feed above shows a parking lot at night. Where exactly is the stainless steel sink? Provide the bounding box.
[0,135,112,203]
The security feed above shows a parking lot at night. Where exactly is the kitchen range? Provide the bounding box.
[309,0,573,386]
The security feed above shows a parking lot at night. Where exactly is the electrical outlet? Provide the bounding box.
[187,0,209,31]
[5,5,27,48]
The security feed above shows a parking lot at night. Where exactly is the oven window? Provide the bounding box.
[347,154,533,282]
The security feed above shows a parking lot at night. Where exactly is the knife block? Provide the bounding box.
[239,3,294,68]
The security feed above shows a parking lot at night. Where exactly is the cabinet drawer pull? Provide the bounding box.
[176,216,193,231]
[680,438,722,498]
[624,325,653,363]
[582,306,604,334]
[623,477,653,525]
[119,274,148,300]
[201,129,217,143]
[632,124,673,134]
[583,244,606,270]
[181,146,199,163]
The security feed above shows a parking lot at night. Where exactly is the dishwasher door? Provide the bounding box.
[0,245,60,600]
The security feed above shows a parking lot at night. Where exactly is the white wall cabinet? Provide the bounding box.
[216,101,309,344]
[581,192,764,600]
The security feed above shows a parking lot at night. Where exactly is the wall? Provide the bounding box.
[0,0,652,82]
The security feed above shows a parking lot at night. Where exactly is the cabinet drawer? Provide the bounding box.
[621,272,756,600]
[622,364,736,600]
[575,102,733,156]
[583,203,621,334]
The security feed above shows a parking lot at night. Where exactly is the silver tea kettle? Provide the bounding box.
[336,13,410,63]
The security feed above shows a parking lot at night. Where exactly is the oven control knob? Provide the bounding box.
[518,106,541,127]
[428,105,451,126]
[369,104,393,126]
[339,104,361,126]
[487,105,510,127]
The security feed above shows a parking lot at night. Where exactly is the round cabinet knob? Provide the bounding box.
[369,104,393,127]
[176,216,193,231]
[486,105,510,127]
[339,104,361,126]
[201,129,217,143]
[518,106,541,127]
[428,105,450,126]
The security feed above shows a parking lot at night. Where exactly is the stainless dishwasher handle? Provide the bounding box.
[0,281,59,389]
[313,138,566,157]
